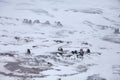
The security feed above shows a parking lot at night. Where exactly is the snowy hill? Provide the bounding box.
[0,0,120,80]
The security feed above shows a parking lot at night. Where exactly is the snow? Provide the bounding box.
[0,0,120,80]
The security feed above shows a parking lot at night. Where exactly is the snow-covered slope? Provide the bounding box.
[0,0,120,80]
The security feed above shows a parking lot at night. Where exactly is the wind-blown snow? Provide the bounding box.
[0,0,120,80]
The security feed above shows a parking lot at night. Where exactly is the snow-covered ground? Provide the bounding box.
[0,0,120,80]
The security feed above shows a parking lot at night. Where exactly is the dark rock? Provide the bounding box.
[87,74,106,80]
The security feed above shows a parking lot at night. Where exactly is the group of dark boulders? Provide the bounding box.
[57,47,91,59]
[22,19,63,27]
[26,47,91,59]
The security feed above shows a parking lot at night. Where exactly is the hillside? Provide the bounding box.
[0,0,120,80]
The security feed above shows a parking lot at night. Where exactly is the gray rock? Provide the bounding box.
[87,74,106,80]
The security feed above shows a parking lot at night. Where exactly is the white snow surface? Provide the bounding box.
[0,0,120,80]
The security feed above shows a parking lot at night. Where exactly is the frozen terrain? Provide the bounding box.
[0,0,120,80]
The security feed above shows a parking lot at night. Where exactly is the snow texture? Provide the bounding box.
[0,0,120,80]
